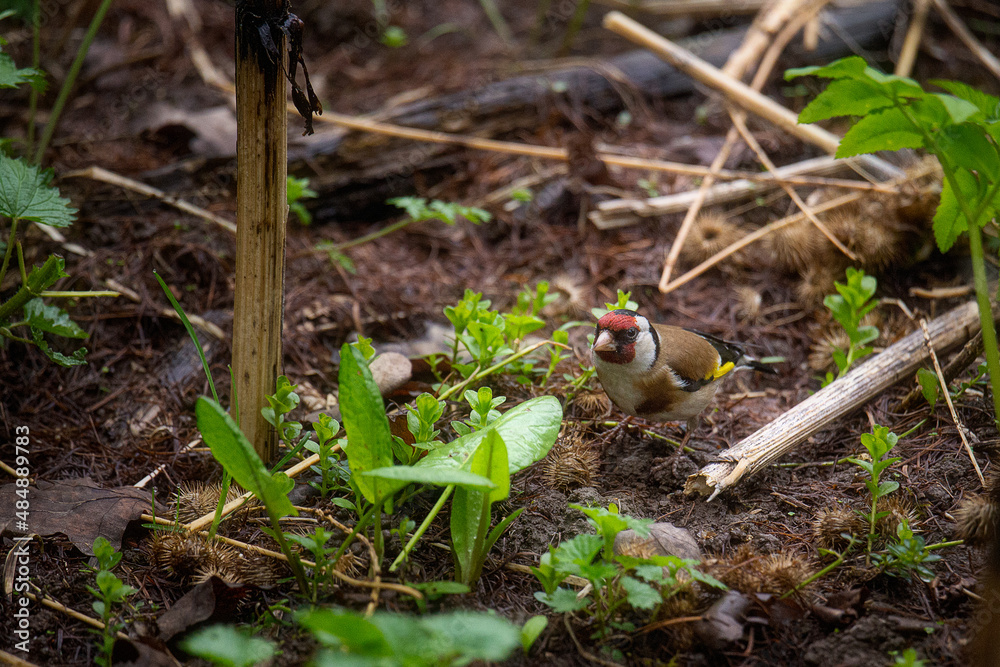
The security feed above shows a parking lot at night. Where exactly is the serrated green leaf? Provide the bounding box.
[933,171,980,252]
[30,327,86,366]
[535,587,589,612]
[939,124,1000,178]
[0,51,45,91]
[837,108,924,157]
[620,575,661,610]
[24,298,87,338]
[797,78,895,123]
[0,155,76,227]
[933,94,980,124]
[195,397,297,519]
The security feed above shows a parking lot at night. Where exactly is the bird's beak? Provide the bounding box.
[593,330,614,352]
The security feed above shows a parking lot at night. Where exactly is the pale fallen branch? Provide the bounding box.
[601,11,904,181]
[686,300,993,499]
[63,166,237,235]
[590,156,852,228]
[659,0,828,288]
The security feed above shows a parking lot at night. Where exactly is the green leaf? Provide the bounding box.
[24,298,87,338]
[361,465,496,490]
[0,51,45,91]
[916,367,939,407]
[179,625,276,667]
[933,170,981,252]
[521,615,548,652]
[933,94,980,124]
[620,575,661,610]
[938,124,1000,178]
[797,77,895,123]
[785,55,868,81]
[297,608,392,656]
[836,107,924,157]
[877,480,900,497]
[30,327,86,366]
[415,396,561,476]
[932,80,1000,120]
[484,507,524,555]
[195,397,297,519]
[472,429,510,503]
[0,155,76,227]
[338,343,399,504]
[535,587,589,612]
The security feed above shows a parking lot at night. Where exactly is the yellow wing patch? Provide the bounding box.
[710,361,735,380]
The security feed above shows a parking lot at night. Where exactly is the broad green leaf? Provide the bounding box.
[521,615,548,652]
[297,608,392,656]
[338,343,399,503]
[415,395,561,476]
[916,367,939,407]
[30,327,86,366]
[878,480,899,497]
[785,55,868,80]
[472,429,510,503]
[24,298,87,338]
[837,107,924,157]
[797,77,895,123]
[361,465,495,490]
[411,611,519,663]
[195,397,296,519]
[0,155,76,227]
[179,625,276,667]
[620,575,661,610]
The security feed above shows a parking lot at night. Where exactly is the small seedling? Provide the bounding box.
[87,537,138,667]
[180,624,276,667]
[821,267,879,387]
[287,175,317,225]
[847,425,901,556]
[874,519,942,583]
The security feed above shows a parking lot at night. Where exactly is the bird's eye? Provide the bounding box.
[624,327,638,341]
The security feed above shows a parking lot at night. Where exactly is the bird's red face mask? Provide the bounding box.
[593,311,640,365]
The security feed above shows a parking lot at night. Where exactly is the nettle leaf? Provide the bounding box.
[24,298,87,338]
[0,155,76,227]
[30,327,87,366]
[797,77,896,123]
[933,170,982,252]
[836,107,923,157]
[0,51,45,91]
[535,587,589,612]
[195,397,297,519]
[932,80,1000,121]
[620,575,661,610]
[938,124,1000,179]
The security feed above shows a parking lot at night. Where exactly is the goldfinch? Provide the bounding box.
[591,309,775,429]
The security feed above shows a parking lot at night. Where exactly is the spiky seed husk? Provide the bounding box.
[573,390,611,419]
[147,532,277,586]
[734,286,763,323]
[875,495,919,537]
[796,263,843,307]
[540,428,600,492]
[955,494,999,546]
[757,552,813,595]
[824,206,903,271]
[812,507,864,549]
[681,212,745,265]
[173,481,259,524]
[710,544,763,593]
[768,221,825,272]
[808,328,852,372]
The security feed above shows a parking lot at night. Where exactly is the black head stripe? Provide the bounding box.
[648,322,660,371]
